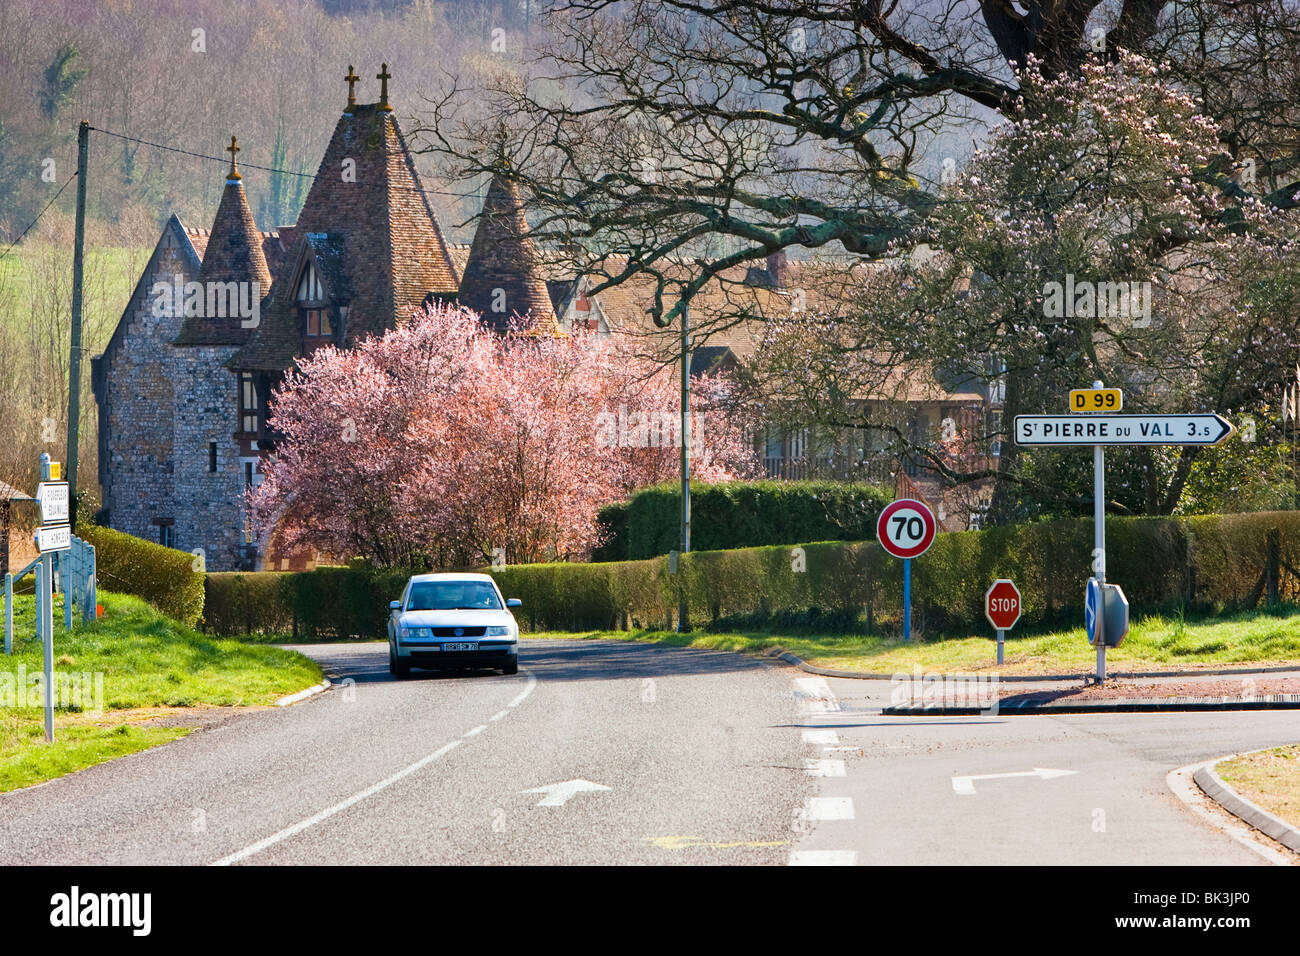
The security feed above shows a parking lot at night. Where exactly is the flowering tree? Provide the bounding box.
[249,303,756,566]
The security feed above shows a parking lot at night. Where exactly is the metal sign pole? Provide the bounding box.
[903,558,912,642]
[997,628,1004,665]
[3,572,11,655]
[1094,442,1106,683]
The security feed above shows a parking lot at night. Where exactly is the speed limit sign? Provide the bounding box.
[876,499,937,559]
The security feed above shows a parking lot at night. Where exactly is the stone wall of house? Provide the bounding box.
[171,346,246,570]
[97,236,191,547]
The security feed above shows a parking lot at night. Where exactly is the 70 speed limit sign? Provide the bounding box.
[876,499,937,559]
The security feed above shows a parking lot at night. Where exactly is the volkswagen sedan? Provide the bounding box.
[387,573,521,678]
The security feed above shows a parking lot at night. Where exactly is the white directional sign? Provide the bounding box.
[951,768,1077,795]
[35,524,71,553]
[36,482,69,524]
[1015,413,1234,447]
[522,779,611,807]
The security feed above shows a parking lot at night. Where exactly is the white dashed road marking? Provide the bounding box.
[804,758,846,777]
[212,670,537,865]
[800,796,855,821]
[791,678,855,864]
[802,729,839,746]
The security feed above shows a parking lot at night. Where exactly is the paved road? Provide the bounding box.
[790,674,1300,865]
[2,639,1297,865]
[0,640,810,865]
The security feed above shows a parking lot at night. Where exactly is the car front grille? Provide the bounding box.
[431,626,487,638]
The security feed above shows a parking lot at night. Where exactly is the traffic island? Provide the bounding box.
[1193,746,1300,853]
[882,675,1300,714]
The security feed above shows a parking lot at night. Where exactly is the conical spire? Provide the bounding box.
[174,136,273,346]
[458,171,559,333]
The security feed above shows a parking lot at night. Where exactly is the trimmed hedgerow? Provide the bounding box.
[76,524,204,627]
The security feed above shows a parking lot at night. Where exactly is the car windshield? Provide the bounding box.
[405,581,502,611]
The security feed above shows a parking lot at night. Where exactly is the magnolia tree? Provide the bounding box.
[248,303,756,566]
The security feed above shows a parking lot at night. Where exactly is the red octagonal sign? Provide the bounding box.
[876,498,937,559]
[985,579,1022,631]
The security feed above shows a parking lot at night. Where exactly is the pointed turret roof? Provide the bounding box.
[457,172,559,334]
[175,138,274,346]
[231,99,460,370]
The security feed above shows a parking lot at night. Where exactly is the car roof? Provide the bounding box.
[407,572,497,584]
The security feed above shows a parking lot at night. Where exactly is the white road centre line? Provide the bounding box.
[212,668,539,866]
[804,758,846,777]
[800,797,855,821]
[789,850,858,866]
[509,671,537,707]
[489,710,508,721]
[211,740,463,866]
[802,729,839,746]
[464,725,488,737]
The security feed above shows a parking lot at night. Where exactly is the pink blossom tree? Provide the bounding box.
[249,303,756,566]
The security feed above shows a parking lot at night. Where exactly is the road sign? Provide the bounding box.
[1015,413,1234,446]
[1085,578,1101,643]
[985,579,1022,630]
[36,482,69,524]
[1086,578,1129,648]
[36,524,71,553]
[1070,388,1123,412]
[876,498,937,559]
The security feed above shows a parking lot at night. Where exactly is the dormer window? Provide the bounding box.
[297,261,332,338]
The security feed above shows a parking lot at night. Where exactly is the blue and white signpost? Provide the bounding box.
[1017,383,1231,682]
[876,498,938,642]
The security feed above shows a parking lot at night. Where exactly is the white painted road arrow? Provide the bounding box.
[523,779,611,807]
[952,768,1077,795]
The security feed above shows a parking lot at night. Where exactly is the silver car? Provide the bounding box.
[388,573,521,678]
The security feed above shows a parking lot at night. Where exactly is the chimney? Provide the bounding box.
[767,250,788,288]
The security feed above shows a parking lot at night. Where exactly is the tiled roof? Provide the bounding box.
[0,480,34,502]
[231,103,459,371]
[457,173,558,333]
[175,176,274,346]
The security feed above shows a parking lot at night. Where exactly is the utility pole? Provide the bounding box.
[678,296,691,632]
[67,120,89,526]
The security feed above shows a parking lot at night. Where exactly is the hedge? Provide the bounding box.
[76,524,205,627]
[201,511,1300,638]
[601,480,894,560]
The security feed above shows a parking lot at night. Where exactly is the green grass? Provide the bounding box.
[0,590,322,792]
[523,605,1300,676]
[1215,745,1300,831]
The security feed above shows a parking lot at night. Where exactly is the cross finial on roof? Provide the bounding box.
[345,65,360,109]
[377,62,392,111]
[225,135,241,182]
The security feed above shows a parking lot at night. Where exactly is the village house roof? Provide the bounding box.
[230,98,460,371]
[175,138,277,347]
[457,172,559,334]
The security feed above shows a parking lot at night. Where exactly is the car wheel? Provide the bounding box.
[502,658,519,676]
[390,646,410,679]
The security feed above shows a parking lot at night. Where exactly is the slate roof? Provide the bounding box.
[457,173,559,333]
[230,103,459,371]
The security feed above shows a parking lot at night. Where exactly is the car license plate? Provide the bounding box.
[442,642,478,652]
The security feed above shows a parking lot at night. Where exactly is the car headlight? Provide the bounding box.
[485,625,511,637]
[399,626,432,639]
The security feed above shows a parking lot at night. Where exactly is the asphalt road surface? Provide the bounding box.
[1,639,1297,865]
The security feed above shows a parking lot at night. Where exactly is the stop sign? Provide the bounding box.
[984,579,1022,630]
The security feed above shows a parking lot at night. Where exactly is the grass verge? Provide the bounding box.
[1215,745,1300,832]
[1,590,322,792]
[523,605,1300,676]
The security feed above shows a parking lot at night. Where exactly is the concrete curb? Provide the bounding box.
[768,647,1300,683]
[1194,758,1300,853]
[275,678,333,708]
[882,694,1300,715]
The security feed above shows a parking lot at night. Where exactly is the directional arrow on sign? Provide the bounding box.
[522,779,611,807]
[951,768,1077,795]
[1015,413,1233,446]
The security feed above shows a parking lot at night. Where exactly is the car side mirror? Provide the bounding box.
[390,600,401,611]
[507,598,522,609]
